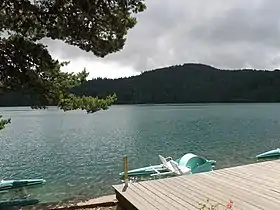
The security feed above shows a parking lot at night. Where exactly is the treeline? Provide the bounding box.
[2,63,280,106]
[0,91,42,107]
[71,63,280,103]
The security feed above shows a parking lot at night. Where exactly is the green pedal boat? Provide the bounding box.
[0,198,40,208]
[256,148,280,159]
[0,179,46,191]
[119,153,216,179]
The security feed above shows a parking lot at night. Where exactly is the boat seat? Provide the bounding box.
[159,155,191,175]
[165,156,173,161]
[169,160,191,175]
[159,155,173,171]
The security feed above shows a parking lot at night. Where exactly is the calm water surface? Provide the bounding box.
[1,104,280,202]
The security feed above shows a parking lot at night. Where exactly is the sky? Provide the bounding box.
[43,0,280,79]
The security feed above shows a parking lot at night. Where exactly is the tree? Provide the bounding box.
[70,63,280,104]
[0,116,10,130]
[0,0,146,130]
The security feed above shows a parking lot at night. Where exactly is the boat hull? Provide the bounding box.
[119,164,169,177]
[119,153,216,179]
[256,148,280,159]
[0,199,39,208]
[0,179,46,191]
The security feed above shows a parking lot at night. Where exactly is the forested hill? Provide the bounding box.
[71,63,280,104]
[2,63,280,106]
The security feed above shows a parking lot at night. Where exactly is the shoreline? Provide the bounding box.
[2,102,280,109]
[23,194,119,210]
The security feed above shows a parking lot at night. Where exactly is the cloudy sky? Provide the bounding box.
[44,0,280,79]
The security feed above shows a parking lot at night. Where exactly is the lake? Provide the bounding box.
[1,104,280,203]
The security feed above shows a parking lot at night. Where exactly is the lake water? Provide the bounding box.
[1,104,280,203]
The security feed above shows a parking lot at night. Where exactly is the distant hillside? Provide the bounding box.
[1,63,280,106]
[71,63,280,104]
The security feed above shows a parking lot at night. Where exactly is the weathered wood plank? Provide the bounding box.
[113,184,159,210]
[132,182,173,210]
[218,169,280,189]
[174,176,260,210]
[223,168,280,181]
[251,162,280,173]
[244,161,280,170]
[195,173,280,209]
[147,178,200,209]
[217,169,280,188]
[140,179,194,210]
[157,176,233,209]
[113,160,280,210]
[221,163,280,177]
[212,171,280,200]
[223,166,280,184]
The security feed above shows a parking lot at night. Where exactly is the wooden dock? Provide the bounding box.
[113,159,280,210]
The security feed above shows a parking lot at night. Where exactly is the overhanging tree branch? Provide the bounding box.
[0,116,11,130]
[0,0,146,130]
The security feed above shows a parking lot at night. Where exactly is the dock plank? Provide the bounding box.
[145,178,199,209]
[113,160,280,210]
[196,173,280,209]
[218,169,280,189]
[160,176,234,209]
[132,182,173,210]
[114,184,159,210]
[173,176,258,210]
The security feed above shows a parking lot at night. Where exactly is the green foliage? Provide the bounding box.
[0,0,146,130]
[59,93,117,113]
[0,34,117,113]
[0,0,146,57]
[0,116,11,130]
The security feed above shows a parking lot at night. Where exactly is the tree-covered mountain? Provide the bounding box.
[71,63,280,104]
[2,63,280,106]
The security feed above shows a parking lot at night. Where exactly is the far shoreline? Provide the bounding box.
[2,101,280,109]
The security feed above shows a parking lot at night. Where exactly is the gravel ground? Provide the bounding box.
[21,205,120,210]
[79,206,120,210]
[21,194,121,210]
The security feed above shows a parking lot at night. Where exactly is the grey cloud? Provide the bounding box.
[44,0,280,73]
[184,0,280,69]
[190,1,280,47]
[41,38,90,61]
